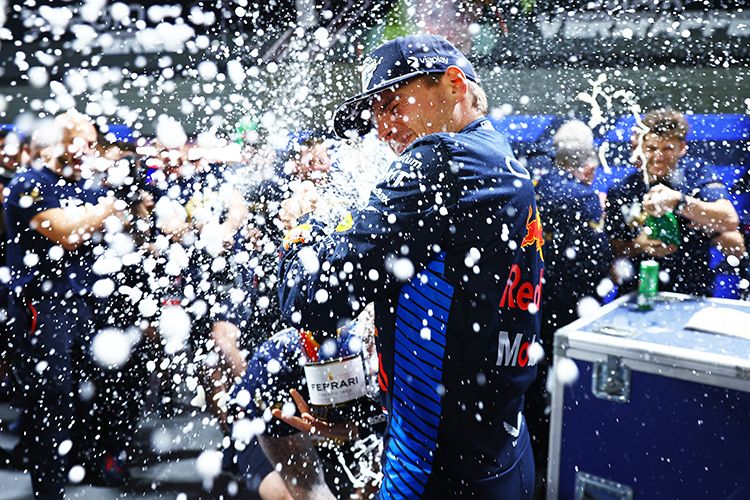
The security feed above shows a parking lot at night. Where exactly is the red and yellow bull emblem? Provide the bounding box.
[282,222,313,251]
[298,329,321,362]
[521,206,544,261]
[335,213,354,232]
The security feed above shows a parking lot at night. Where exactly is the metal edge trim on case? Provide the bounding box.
[546,353,566,500]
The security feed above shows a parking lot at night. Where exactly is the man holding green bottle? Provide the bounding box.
[605,108,742,297]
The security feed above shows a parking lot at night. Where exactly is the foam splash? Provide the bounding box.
[577,73,647,178]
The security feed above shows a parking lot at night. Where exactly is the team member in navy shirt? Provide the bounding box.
[529,120,613,497]
[605,109,740,296]
[535,120,613,335]
[5,112,126,498]
[276,35,542,499]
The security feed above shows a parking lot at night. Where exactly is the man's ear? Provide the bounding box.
[444,66,468,95]
[678,140,687,158]
[582,163,597,184]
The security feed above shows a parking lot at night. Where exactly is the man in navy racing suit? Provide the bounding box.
[277,34,542,499]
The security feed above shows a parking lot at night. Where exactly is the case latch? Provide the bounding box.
[592,356,631,403]
[575,472,634,500]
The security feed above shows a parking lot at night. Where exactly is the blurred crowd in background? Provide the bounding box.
[0,103,747,499]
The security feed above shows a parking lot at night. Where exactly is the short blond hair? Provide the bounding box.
[468,81,488,115]
[420,73,487,115]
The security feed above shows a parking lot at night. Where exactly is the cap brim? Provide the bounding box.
[332,94,373,139]
[333,71,430,139]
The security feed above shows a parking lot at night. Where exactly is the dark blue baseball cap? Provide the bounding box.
[332,34,478,139]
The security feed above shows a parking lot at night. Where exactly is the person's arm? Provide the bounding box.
[257,432,336,500]
[30,197,119,251]
[278,181,320,231]
[158,217,193,243]
[0,181,7,234]
[643,183,739,233]
[154,195,195,244]
[611,231,678,259]
[712,230,746,259]
[232,328,338,500]
[278,139,456,333]
[216,188,250,246]
[159,189,249,248]
[677,196,738,233]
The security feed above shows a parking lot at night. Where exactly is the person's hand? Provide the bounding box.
[226,190,250,227]
[634,229,677,257]
[244,226,264,251]
[279,182,320,231]
[271,389,360,441]
[133,191,155,219]
[642,184,680,217]
[100,195,129,228]
[100,195,121,215]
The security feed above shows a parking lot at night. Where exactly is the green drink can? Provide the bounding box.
[637,260,659,310]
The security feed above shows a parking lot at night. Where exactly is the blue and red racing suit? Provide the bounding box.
[279,118,543,499]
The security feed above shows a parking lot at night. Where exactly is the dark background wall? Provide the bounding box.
[1,0,748,139]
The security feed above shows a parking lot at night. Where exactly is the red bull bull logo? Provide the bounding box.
[521,206,544,261]
[282,222,313,250]
[298,329,321,362]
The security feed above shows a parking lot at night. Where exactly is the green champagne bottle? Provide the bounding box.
[646,212,681,246]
